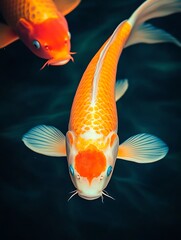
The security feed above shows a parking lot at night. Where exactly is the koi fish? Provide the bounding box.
[0,0,81,67]
[22,0,180,201]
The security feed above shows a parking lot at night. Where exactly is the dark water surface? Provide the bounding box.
[0,0,181,239]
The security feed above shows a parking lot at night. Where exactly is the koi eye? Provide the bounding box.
[32,40,41,49]
[107,166,112,177]
[68,32,71,39]
[69,165,74,176]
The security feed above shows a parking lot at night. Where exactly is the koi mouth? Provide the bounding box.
[68,190,101,201]
[40,52,75,70]
[68,189,115,202]
[78,194,101,200]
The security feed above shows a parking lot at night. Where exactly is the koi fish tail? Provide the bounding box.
[125,0,181,48]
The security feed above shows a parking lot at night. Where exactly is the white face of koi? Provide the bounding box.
[66,131,119,200]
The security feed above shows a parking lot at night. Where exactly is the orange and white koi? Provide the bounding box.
[0,0,81,67]
[22,0,180,200]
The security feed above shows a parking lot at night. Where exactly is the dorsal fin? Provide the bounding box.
[54,0,81,15]
[91,22,125,105]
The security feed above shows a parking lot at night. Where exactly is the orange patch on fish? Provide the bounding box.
[0,0,81,66]
[69,22,132,136]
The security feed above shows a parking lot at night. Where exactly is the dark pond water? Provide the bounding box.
[0,0,181,239]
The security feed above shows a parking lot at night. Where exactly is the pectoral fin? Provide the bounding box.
[115,79,128,102]
[117,133,168,163]
[22,125,66,157]
[0,23,19,48]
[54,0,81,15]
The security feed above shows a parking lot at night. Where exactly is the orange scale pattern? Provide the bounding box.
[0,0,58,28]
[69,21,132,137]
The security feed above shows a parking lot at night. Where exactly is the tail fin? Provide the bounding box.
[125,0,181,47]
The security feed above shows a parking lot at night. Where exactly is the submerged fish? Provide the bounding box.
[22,0,180,201]
[0,0,81,67]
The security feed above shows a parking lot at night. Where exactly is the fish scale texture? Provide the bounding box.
[69,22,132,136]
[0,0,58,28]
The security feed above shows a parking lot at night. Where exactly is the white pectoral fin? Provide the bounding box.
[115,79,129,102]
[22,125,66,157]
[125,23,181,48]
[117,133,168,163]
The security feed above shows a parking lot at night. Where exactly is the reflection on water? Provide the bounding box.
[0,0,181,239]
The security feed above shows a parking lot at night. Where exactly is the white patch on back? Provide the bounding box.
[91,22,125,106]
[81,128,103,140]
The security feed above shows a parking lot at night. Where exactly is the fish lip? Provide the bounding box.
[40,54,74,69]
[49,58,70,66]
[49,53,74,66]
[78,193,101,200]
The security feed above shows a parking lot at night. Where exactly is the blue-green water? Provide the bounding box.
[0,0,181,239]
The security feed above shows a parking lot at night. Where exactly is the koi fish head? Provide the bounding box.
[66,130,119,200]
[16,16,73,67]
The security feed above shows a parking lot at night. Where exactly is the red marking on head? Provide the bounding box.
[17,16,71,61]
[75,145,106,184]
